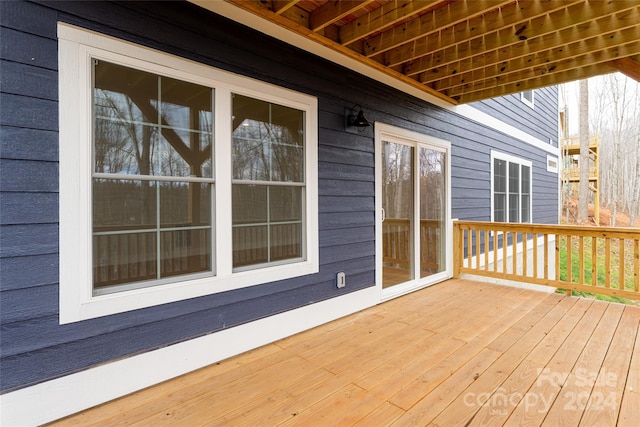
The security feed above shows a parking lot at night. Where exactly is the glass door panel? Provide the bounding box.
[419,147,446,278]
[382,141,414,288]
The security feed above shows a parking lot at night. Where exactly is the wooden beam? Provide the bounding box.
[219,0,457,105]
[272,0,299,15]
[445,41,640,98]
[436,36,640,94]
[407,2,640,76]
[608,57,640,82]
[411,6,640,83]
[382,0,580,67]
[310,1,373,32]
[454,62,617,104]
[339,0,441,46]
[362,0,512,57]
[436,36,640,91]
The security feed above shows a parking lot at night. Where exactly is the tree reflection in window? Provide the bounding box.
[231,94,305,268]
[92,60,213,292]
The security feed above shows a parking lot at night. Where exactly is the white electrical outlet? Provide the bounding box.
[336,272,346,288]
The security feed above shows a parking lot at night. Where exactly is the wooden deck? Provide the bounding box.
[51,279,640,426]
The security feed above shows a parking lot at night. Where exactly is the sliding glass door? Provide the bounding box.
[377,124,450,296]
[382,141,415,287]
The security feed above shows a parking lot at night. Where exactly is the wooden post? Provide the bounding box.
[453,221,461,278]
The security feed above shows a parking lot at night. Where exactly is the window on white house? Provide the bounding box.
[58,24,318,322]
[492,152,532,223]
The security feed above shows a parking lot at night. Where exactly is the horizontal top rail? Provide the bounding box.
[454,221,639,239]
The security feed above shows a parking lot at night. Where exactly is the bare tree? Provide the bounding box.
[562,74,640,226]
[587,74,640,226]
[578,79,589,223]
[597,74,640,226]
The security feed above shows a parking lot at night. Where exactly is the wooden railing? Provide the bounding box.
[453,221,640,300]
[93,228,211,288]
[562,135,599,152]
[94,223,302,287]
[383,218,443,272]
[563,167,598,181]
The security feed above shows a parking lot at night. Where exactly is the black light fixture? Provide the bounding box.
[346,105,371,132]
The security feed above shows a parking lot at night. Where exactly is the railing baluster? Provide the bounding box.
[465,227,470,270]
[452,223,457,276]
[605,238,611,288]
[619,238,625,291]
[503,231,507,274]
[475,228,480,271]
[555,234,560,282]
[484,229,489,273]
[512,231,517,276]
[579,236,585,285]
[493,230,500,273]
[523,232,528,277]
[533,232,538,279]
[461,227,467,270]
[635,239,639,292]
[544,233,549,280]
[592,237,597,287]
[567,235,573,283]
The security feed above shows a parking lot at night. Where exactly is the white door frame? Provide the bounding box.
[374,122,453,302]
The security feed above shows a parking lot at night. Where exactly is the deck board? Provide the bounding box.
[49,279,640,426]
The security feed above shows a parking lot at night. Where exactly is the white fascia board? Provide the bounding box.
[190,1,560,156]
[189,0,451,109]
[0,286,378,426]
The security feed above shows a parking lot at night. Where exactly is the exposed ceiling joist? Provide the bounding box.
[379,0,579,68]
[458,62,617,104]
[339,0,441,47]
[310,1,373,32]
[272,0,300,15]
[441,40,640,95]
[364,0,513,58]
[609,56,640,82]
[448,41,640,100]
[195,0,640,105]
[405,2,639,79]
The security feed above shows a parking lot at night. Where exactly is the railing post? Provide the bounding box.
[453,221,461,278]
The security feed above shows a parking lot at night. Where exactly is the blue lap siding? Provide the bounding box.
[0,0,558,392]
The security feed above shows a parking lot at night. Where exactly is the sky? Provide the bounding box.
[558,72,640,137]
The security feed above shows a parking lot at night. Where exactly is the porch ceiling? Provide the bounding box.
[193,0,640,105]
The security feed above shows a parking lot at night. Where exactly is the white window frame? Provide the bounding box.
[490,151,532,224]
[520,90,535,109]
[546,155,559,173]
[59,23,318,323]
[374,123,453,302]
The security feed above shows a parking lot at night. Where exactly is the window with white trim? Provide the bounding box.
[491,151,532,223]
[520,90,535,108]
[59,24,318,322]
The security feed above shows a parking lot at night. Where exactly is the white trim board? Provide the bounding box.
[190,1,560,156]
[456,105,559,156]
[0,286,379,426]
